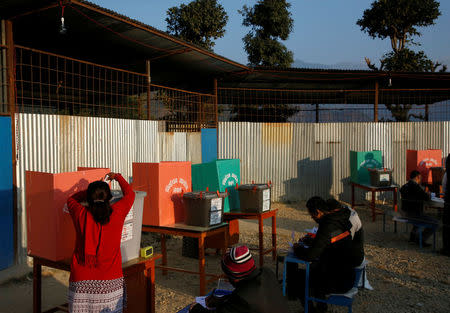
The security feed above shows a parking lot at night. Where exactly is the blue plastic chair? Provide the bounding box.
[282,254,366,313]
[391,216,437,250]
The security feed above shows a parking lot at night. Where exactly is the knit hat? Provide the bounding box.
[221,245,256,281]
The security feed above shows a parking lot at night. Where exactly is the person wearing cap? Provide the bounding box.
[189,245,289,313]
[286,197,364,312]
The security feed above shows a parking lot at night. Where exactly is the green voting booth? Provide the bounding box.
[350,150,383,185]
[192,159,240,212]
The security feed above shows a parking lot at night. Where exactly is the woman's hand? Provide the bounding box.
[106,172,118,181]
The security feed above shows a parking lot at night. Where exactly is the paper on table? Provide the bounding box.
[431,196,444,202]
[195,296,213,310]
[287,231,296,253]
[305,226,318,234]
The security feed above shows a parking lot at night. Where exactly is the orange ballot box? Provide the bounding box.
[406,149,442,184]
[132,162,191,226]
[26,168,110,261]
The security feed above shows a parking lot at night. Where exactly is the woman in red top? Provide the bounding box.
[67,172,135,313]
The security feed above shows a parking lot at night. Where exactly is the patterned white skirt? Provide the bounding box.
[68,277,126,313]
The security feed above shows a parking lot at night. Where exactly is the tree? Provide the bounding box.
[358,0,445,72]
[166,0,228,51]
[357,0,441,54]
[357,0,445,121]
[240,0,294,67]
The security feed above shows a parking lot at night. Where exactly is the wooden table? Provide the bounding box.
[224,209,277,267]
[142,223,228,296]
[31,254,161,313]
[351,182,398,222]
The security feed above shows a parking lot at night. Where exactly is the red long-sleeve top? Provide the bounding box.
[67,174,135,282]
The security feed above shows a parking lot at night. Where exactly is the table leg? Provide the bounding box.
[161,234,167,276]
[393,187,398,233]
[272,214,277,261]
[371,190,376,222]
[145,261,155,313]
[258,214,264,267]
[198,234,206,296]
[223,225,229,255]
[393,187,398,212]
[351,184,355,209]
[33,259,42,313]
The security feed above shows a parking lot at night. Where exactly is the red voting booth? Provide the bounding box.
[406,149,442,184]
[132,162,191,226]
[26,168,110,261]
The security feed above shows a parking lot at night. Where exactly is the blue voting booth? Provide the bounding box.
[0,116,14,270]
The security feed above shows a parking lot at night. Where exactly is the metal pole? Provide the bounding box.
[214,78,219,157]
[5,19,18,263]
[146,60,151,120]
[315,103,319,123]
[214,78,218,128]
[425,104,429,121]
[374,81,379,122]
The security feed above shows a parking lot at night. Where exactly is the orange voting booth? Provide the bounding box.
[132,162,191,226]
[26,168,110,261]
[406,149,442,184]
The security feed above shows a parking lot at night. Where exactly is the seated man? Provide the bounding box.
[287,197,364,312]
[189,245,289,313]
[400,170,438,247]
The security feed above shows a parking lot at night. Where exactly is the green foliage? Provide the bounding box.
[357,0,441,53]
[380,48,446,72]
[166,0,228,51]
[240,0,294,67]
[243,34,293,67]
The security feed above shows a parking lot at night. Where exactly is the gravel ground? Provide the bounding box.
[1,202,449,313]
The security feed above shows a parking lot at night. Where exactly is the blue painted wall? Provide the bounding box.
[0,116,14,270]
[201,128,217,163]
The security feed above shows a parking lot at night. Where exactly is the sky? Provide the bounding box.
[88,0,450,68]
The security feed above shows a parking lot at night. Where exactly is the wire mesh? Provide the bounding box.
[14,45,216,131]
[379,89,450,122]
[149,84,216,132]
[218,87,450,123]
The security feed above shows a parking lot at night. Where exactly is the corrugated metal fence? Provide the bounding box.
[14,114,449,263]
[218,122,449,202]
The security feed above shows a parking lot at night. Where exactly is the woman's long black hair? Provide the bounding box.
[86,181,113,225]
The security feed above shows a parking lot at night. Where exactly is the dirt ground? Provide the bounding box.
[1,202,449,313]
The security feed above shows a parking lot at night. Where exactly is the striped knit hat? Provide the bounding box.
[221,245,256,281]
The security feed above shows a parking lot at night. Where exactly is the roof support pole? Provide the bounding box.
[146,60,151,120]
[214,78,218,128]
[315,103,319,123]
[374,81,379,122]
[5,19,18,264]
[9,3,59,20]
[214,78,219,155]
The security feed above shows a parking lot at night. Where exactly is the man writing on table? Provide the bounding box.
[400,170,438,247]
[287,197,364,313]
